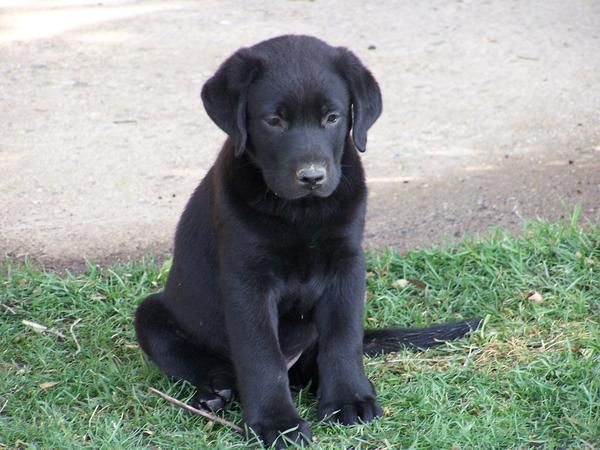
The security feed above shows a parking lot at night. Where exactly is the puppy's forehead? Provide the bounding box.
[251,34,337,69]
[248,37,349,111]
[249,36,349,107]
[251,69,348,109]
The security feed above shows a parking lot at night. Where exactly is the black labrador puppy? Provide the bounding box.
[135,35,480,448]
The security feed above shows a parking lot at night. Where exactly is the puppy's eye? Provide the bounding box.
[324,113,340,126]
[264,116,283,128]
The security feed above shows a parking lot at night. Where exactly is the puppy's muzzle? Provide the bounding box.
[296,164,327,190]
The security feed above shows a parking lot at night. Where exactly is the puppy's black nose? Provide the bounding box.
[296,165,327,189]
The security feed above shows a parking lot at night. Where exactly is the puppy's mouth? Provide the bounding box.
[260,168,340,201]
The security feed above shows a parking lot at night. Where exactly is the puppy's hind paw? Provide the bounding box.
[191,386,235,413]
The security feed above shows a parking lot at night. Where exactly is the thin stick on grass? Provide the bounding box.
[21,319,66,338]
[69,318,82,355]
[149,387,243,433]
[1,303,16,315]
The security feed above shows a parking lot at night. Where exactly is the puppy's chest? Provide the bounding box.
[273,243,338,316]
[278,274,326,316]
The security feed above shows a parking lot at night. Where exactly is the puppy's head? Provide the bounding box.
[201,35,382,200]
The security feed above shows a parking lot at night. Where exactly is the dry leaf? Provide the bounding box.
[527,291,543,303]
[39,381,58,390]
[408,278,427,289]
[392,279,409,288]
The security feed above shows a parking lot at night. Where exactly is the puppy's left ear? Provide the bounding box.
[335,48,382,152]
[201,48,263,157]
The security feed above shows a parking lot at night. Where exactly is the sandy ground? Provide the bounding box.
[1,0,599,270]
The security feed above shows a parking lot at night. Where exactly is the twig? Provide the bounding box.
[88,404,100,427]
[21,319,65,338]
[22,319,48,332]
[69,318,82,355]
[1,303,16,315]
[148,387,243,433]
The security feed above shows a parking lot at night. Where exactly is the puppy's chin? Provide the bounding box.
[269,184,338,201]
[307,186,337,199]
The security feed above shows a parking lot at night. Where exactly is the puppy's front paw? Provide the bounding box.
[248,416,311,449]
[317,392,382,425]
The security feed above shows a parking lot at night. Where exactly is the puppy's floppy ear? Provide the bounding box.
[201,48,263,157]
[335,48,382,152]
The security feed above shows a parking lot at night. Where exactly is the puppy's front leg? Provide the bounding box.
[315,254,382,424]
[222,279,311,448]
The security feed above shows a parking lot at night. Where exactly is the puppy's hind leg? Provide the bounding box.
[134,293,236,412]
[288,343,319,393]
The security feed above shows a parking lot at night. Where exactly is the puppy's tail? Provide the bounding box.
[363,317,482,356]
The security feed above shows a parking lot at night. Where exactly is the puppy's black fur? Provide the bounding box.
[135,35,481,448]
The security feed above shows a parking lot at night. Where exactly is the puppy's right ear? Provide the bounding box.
[201,48,263,157]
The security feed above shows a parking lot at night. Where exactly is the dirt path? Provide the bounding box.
[1,0,599,270]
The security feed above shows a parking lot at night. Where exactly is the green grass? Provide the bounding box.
[1,216,598,449]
